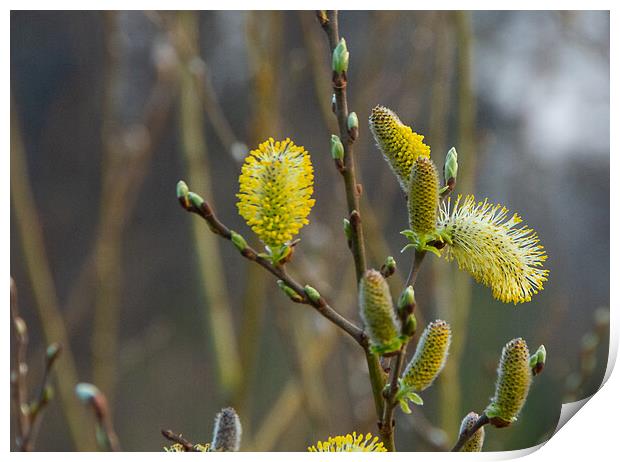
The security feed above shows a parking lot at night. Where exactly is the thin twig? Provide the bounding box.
[317,9,388,433]
[21,343,62,451]
[10,278,29,449]
[451,414,489,452]
[161,429,202,452]
[179,195,365,345]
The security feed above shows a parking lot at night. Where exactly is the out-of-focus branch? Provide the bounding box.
[230,11,282,428]
[75,383,120,451]
[10,281,64,451]
[252,328,339,451]
[436,11,477,438]
[174,11,242,395]
[10,278,30,448]
[11,105,94,451]
[21,342,62,451]
[64,12,178,338]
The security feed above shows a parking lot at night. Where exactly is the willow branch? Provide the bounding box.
[451,414,489,452]
[178,196,365,345]
[161,429,201,452]
[317,9,389,426]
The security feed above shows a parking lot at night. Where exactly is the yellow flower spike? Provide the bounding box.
[236,138,316,253]
[308,432,387,452]
[458,412,485,452]
[408,156,440,235]
[438,195,549,304]
[485,338,533,427]
[401,320,451,391]
[359,269,403,355]
[369,105,431,191]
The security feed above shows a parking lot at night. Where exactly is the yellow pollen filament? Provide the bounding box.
[308,432,387,452]
[438,195,549,304]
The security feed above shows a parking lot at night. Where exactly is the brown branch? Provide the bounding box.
[451,414,489,452]
[178,194,365,345]
[317,9,389,439]
[161,429,202,452]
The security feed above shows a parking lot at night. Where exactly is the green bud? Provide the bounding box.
[443,147,458,184]
[176,180,190,206]
[402,314,417,337]
[529,344,546,376]
[15,317,27,337]
[211,407,242,452]
[380,256,396,278]
[359,269,402,355]
[304,285,322,304]
[277,280,303,303]
[458,412,485,452]
[75,382,100,403]
[230,231,248,253]
[397,285,416,317]
[330,134,344,161]
[347,112,359,131]
[343,218,352,241]
[485,338,532,427]
[188,191,205,209]
[332,38,349,74]
[46,342,62,362]
[402,320,451,391]
[41,384,54,404]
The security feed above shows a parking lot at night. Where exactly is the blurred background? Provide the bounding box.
[10,10,609,452]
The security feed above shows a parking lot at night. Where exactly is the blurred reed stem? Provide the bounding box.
[176,11,242,396]
[230,11,283,429]
[436,11,477,438]
[91,11,123,403]
[11,105,95,451]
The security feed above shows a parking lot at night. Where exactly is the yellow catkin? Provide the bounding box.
[358,269,401,353]
[236,138,315,249]
[369,105,430,191]
[308,432,387,452]
[402,320,451,391]
[485,338,532,427]
[408,156,440,235]
[438,195,549,304]
[458,412,485,452]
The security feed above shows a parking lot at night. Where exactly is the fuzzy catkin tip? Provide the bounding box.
[402,320,451,391]
[458,412,485,452]
[369,105,430,191]
[359,269,401,354]
[408,157,440,234]
[211,407,242,451]
[485,338,532,427]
